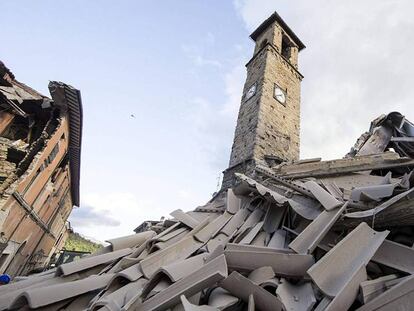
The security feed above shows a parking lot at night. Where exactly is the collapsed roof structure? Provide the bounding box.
[2,10,414,311]
[0,61,82,277]
[1,112,414,310]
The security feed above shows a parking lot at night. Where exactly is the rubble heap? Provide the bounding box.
[1,111,414,310]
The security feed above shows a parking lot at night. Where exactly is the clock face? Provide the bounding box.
[274,86,286,104]
[245,83,256,101]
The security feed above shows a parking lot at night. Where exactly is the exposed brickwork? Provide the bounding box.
[0,138,17,178]
[0,66,82,277]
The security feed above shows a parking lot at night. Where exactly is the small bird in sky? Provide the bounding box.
[130,114,135,118]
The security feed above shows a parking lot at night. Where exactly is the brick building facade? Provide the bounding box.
[0,62,82,276]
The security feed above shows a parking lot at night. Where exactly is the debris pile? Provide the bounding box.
[1,112,414,310]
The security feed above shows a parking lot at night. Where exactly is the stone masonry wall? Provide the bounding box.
[228,48,267,167]
[254,44,302,162]
[225,19,303,187]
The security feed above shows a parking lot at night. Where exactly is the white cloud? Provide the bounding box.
[181,41,222,68]
[194,55,222,68]
[183,61,246,171]
[70,205,120,228]
[233,0,281,30]
[233,0,414,160]
[69,192,165,242]
[206,32,216,45]
[177,189,192,200]
[221,64,246,118]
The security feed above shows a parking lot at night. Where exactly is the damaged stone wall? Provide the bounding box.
[0,138,17,182]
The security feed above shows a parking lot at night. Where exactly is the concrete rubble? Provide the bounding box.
[0,112,414,310]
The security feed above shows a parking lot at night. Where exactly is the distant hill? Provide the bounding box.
[64,232,103,253]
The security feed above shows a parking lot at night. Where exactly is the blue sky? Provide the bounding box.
[2,0,414,241]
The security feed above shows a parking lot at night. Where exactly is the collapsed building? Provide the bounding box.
[1,11,414,311]
[0,62,82,276]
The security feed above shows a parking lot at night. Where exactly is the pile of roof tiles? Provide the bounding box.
[1,112,414,311]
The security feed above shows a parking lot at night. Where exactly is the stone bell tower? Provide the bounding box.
[223,12,305,187]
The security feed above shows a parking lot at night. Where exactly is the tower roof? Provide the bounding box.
[250,11,306,51]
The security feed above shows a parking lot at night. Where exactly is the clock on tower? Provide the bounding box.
[223,11,305,187]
